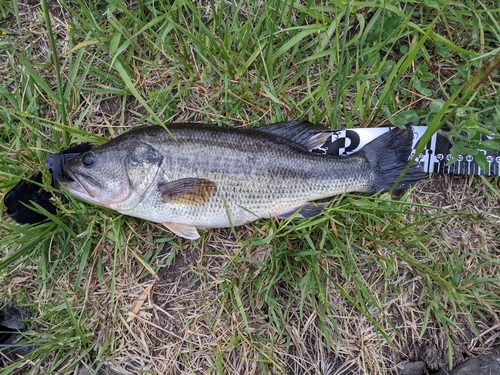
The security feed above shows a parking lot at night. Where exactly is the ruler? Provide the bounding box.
[312,126,500,176]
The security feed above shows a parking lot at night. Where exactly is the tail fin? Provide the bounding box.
[358,127,426,192]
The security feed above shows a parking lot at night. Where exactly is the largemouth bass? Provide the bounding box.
[62,121,425,239]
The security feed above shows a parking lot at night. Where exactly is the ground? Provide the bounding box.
[0,1,499,374]
[69,174,498,375]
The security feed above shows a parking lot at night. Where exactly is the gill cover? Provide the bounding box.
[125,142,164,192]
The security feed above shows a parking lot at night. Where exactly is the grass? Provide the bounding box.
[0,0,499,373]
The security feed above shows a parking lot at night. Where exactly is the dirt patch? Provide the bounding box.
[155,248,201,290]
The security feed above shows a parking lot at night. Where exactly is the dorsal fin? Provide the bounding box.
[257,120,331,151]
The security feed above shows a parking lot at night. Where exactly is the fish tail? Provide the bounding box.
[359,126,426,191]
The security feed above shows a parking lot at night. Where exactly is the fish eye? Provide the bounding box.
[82,152,95,167]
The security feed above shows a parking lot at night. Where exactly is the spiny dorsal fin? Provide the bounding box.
[257,120,331,151]
[158,178,216,205]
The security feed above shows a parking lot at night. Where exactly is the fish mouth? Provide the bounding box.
[61,169,101,200]
[61,168,136,210]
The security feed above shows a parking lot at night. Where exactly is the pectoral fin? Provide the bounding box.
[158,178,216,205]
[163,221,200,240]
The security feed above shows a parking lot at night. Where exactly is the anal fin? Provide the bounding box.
[163,221,200,240]
[277,202,329,220]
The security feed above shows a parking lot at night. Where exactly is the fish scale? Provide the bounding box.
[63,122,425,239]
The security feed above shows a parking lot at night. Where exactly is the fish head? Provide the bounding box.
[62,140,164,211]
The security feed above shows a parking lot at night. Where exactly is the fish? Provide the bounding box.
[61,121,425,239]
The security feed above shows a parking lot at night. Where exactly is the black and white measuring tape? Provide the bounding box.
[312,126,500,176]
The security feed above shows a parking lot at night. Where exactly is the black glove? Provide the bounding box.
[3,144,91,224]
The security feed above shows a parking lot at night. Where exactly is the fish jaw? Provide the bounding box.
[60,171,107,206]
[61,170,141,211]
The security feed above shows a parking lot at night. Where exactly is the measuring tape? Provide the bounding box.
[312,126,500,176]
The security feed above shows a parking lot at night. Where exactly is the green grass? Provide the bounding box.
[0,0,499,373]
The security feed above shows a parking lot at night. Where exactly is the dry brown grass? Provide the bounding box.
[67,176,498,374]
